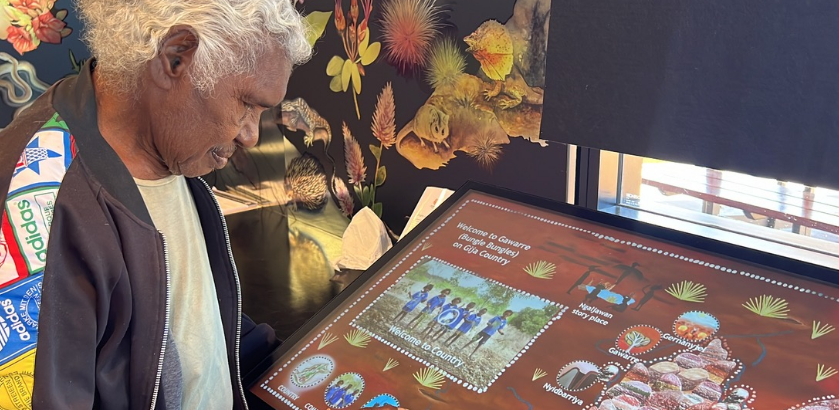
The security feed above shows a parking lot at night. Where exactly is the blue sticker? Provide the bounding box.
[0,274,41,367]
[361,393,400,408]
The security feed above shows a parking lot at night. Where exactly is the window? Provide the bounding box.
[595,150,839,267]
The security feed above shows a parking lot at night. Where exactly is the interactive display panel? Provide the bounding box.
[250,184,839,410]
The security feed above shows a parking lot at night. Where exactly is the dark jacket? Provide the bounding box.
[0,61,274,409]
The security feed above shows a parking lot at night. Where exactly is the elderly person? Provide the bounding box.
[0,0,310,408]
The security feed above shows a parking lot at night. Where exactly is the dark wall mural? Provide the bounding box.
[278,0,566,233]
[0,0,567,234]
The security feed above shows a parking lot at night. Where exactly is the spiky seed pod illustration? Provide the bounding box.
[380,0,441,71]
[467,133,503,171]
[426,37,466,89]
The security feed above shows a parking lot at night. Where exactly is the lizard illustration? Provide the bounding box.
[465,21,543,110]
[464,20,513,101]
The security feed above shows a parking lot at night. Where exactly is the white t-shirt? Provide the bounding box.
[135,175,233,410]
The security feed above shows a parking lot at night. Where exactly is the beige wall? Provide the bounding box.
[598,151,643,206]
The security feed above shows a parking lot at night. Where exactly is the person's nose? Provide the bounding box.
[236,120,259,148]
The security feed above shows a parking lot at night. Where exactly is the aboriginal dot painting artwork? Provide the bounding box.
[253,190,839,410]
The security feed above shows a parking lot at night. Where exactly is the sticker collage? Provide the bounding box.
[253,192,839,410]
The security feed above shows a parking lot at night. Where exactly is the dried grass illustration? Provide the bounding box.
[532,368,548,381]
[524,261,555,279]
[666,281,707,303]
[743,295,789,319]
[817,364,837,382]
[383,358,400,372]
[413,367,446,389]
[812,321,835,339]
[318,332,339,350]
[344,329,372,348]
[453,86,479,110]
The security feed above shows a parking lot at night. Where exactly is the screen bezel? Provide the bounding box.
[245,180,839,394]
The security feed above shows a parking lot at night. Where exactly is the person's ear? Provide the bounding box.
[149,25,199,90]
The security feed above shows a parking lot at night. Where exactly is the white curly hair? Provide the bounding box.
[76,0,312,94]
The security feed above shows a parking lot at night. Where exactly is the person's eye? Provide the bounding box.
[240,102,254,120]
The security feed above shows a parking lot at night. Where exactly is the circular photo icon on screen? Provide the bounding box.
[323,372,365,409]
[556,361,600,392]
[615,325,662,355]
[289,355,334,389]
[673,311,719,342]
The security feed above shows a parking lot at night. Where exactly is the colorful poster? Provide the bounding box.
[274,0,565,231]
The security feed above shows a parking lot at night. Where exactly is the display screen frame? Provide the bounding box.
[244,180,839,403]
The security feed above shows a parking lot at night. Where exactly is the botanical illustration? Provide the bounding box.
[326,0,380,119]
[666,280,708,303]
[395,0,551,170]
[278,0,555,224]
[523,260,555,279]
[345,82,395,217]
[743,294,789,319]
[413,367,445,390]
[1,0,73,54]
[811,320,834,339]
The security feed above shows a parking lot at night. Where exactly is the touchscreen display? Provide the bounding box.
[251,190,839,410]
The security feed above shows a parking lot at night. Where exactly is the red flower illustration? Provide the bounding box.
[349,0,358,25]
[9,0,53,17]
[32,9,66,43]
[6,25,38,54]
[334,0,346,32]
[358,0,372,42]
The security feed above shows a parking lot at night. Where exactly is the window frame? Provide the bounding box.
[574,147,839,269]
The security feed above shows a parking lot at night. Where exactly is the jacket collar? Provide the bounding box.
[53,60,154,226]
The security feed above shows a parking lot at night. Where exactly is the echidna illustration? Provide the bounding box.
[283,153,328,211]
